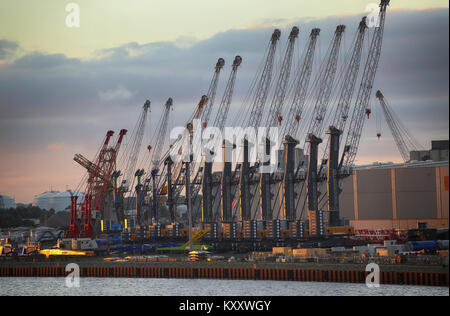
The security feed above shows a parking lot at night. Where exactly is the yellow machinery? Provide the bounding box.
[182,230,209,248]
[326,226,355,235]
[39,249,94,258]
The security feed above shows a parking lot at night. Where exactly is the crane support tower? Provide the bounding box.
[306,134,323,237]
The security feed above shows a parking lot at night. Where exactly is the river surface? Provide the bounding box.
[0,277,448,296]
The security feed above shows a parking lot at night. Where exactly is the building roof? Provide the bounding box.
[355,160,449,171]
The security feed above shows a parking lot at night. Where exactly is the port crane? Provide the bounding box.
[293,24,346,236]
[375,90,421,162]
[162,58,225,226]
[147,98,173,223]
[117,101,151,224]
[316,17,368,227]
[68,129,127,238]
[260,26,299,228]
[324,0,391,225]
[230,29,281,236]
[276,28,320,237]
[200,56,242,231]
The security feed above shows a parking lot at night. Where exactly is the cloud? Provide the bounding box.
[0,39,20,60]
[99,85,134,102]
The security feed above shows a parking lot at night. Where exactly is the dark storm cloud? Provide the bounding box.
[0,8,448,157]
[0,39,20,60]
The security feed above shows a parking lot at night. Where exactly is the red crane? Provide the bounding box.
[66,129,127,238]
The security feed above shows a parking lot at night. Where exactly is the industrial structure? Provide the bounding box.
[0,194,15,209]
[61,0,448,249]
[33,191,83,212]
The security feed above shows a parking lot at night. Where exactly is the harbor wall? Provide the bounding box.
[0,264,448,287]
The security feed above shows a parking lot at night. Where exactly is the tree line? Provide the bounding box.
[0,206,55,228]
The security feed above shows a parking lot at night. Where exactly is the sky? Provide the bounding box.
[0,0,449,203]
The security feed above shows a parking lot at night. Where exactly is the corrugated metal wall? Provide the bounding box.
[340,164,449,222]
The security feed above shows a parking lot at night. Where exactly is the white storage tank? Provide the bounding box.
[0,194,16,209]
[34,191,83,212]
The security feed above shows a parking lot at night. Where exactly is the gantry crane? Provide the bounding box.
[320,17,368,227]
[278,28,320,238]
[375,90,421,162]
[234,29,281,234]
[118,101,151,223]
[148,98,173,223]
[302,24,346,236]
[324,0,390,227]
[163,58,225,225]
[260,26,299,229]
[199,56,242,232]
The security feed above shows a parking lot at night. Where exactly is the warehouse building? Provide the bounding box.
[339,160,449,231]
[410,140,449,162]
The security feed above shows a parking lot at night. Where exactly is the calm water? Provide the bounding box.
[0,278,448,296]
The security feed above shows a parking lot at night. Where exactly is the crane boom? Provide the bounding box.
[376,90,421,161]
[247,29,281,128]
[305,25,346,141]
[265,26,299,127]
[201,58,225,128]
[151,98,173,171]
[284,28,320,137]
[332,18,368,133]
[121,100,150,191]
[213,56,242,131]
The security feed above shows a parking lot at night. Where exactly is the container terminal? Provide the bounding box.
[0,0,449,285]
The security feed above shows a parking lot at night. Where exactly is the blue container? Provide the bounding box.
[111,224,122,231]
[406,240,440,252]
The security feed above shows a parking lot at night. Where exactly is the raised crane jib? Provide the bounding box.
[266,26,299,127]
[321,17,367,164]
[306,25,345,140]
[213,55,242,131]
[150,97,173,172]
[122,100,150,189]
[247,29,281,128]
[284,28,320,138]
[376,90,419,162]
[201,58,225,128]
